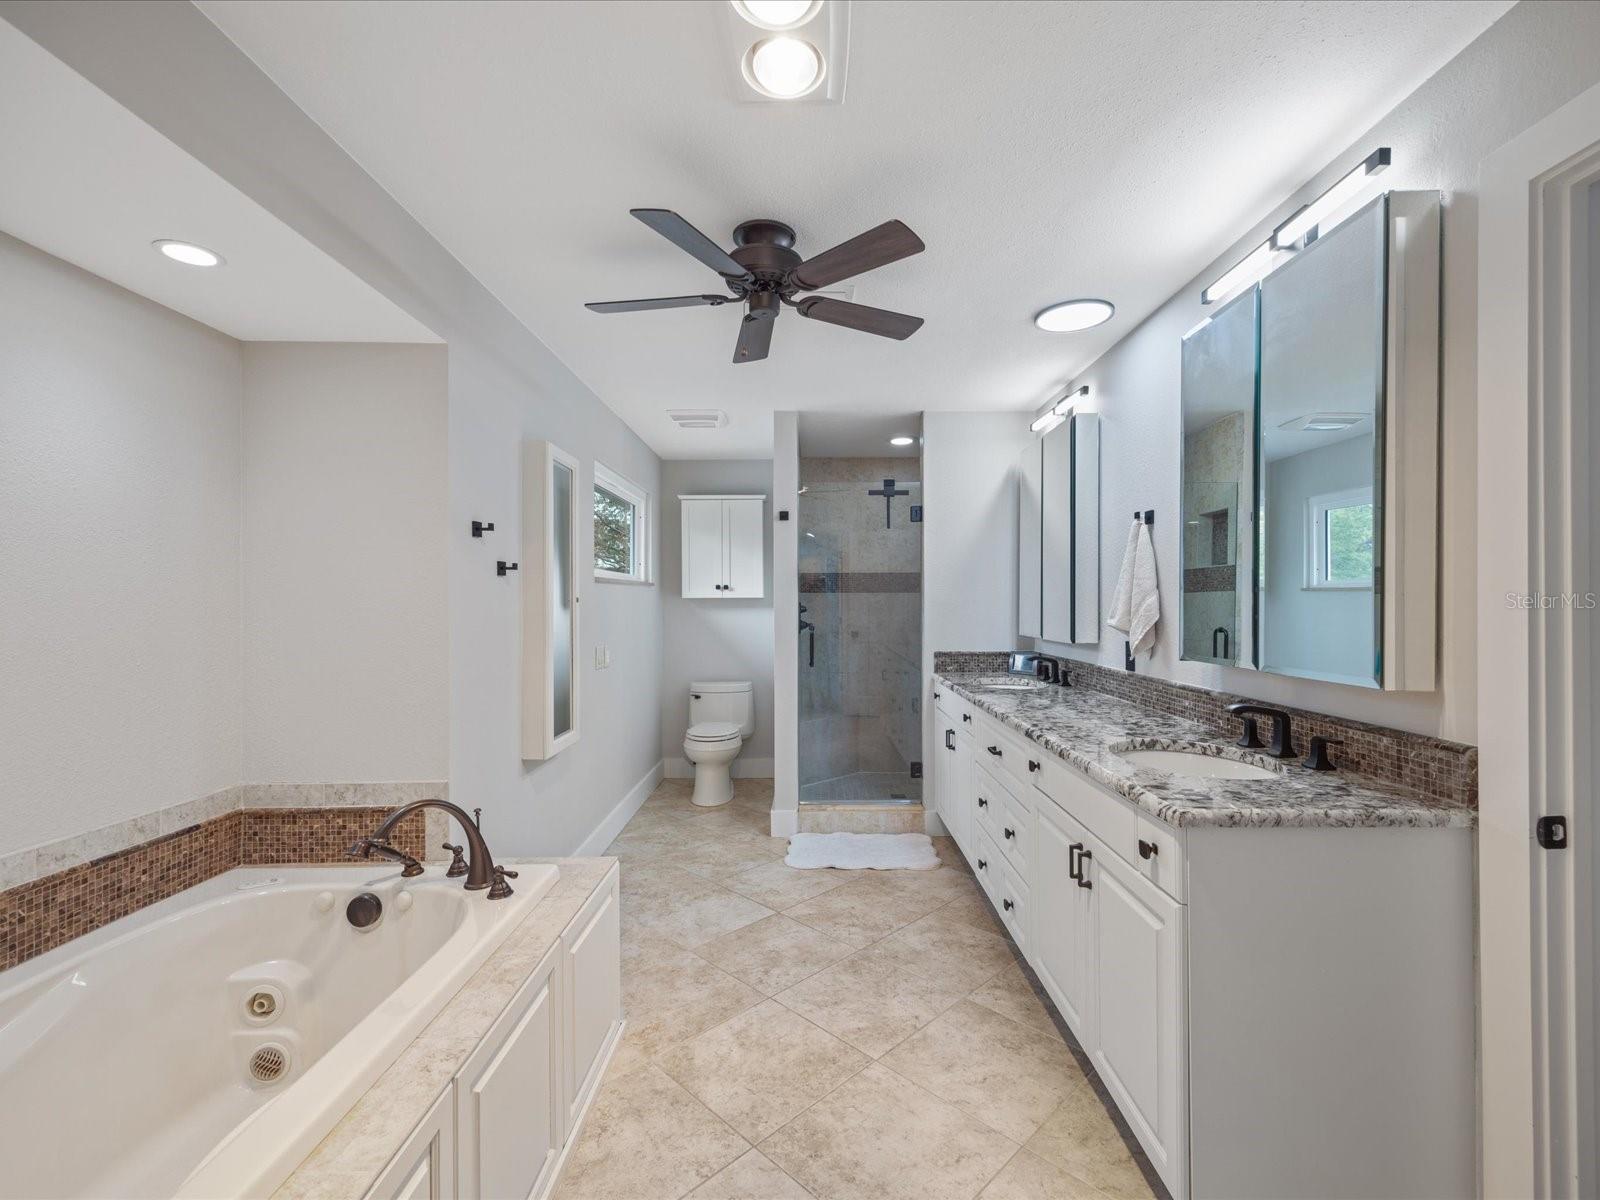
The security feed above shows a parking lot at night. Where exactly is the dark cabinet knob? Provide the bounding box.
[977,796,988,808]
[962,714,972,723]
[1028,760,1041,772]
[1138,839,1158,860]
[1003,827,1015,840]
[1002,898,1014,912]
[987,745,1002,757]
[933,691,941,700]
[977,858,987,870]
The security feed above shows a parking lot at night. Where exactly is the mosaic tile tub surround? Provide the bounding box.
[0,782,446,972]
[931,650,1477,809]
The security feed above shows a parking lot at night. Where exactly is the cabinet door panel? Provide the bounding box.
[1032,798,1091,1039]
[365,1086,456,1200]
[681,499,725,597]
[723,498,765,598]
[1090,846,1186,1193]
[565,876,621,1125]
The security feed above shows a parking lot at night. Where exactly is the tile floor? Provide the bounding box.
[555,778,1162,1200]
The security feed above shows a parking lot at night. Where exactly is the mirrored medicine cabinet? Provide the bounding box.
[1180,191,1441,691]
[1019,411,1101,645]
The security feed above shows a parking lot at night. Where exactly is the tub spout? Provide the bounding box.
[346,836,425,878]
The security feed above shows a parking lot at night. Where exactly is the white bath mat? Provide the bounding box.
[785,832,940,871]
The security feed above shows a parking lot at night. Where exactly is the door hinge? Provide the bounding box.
[1536,815,1568,849]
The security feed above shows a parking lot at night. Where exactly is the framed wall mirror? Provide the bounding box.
[522,439,581,759]
[1179,191,1441,691]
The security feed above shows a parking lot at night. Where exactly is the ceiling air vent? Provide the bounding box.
[1277,412,1367,432]
[668,410,730,431]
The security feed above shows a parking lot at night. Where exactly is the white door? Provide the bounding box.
[681,498,725,597]
[1088,841,1186,1197]
[1018,441,1042,638]
[1031,797,1092,1039]
[1478,78,1600,1199]
[723,497,766,598]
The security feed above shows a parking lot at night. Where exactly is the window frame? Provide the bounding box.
[592,462,652,585]
[1305,485,1375,590]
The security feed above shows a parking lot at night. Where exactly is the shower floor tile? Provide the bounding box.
[799,772,923,805]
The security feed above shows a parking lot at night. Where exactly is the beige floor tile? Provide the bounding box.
[862,865,983,905]
[760,1062,1017,1200]
[1024,1078,1157,1200]
[879,1000,1083,1143]
[631,885,776,949]
[658,1000,869,1142]
[622,940,765,1057]
[725,859,860,910]
[555,1064,748,1200]
[873,911,1021,991]
[772,944,968,1058]
[784,879,944,948]
[677,837,793,884]
[686,1148,813,1200]
[978,1150,1113,1200]
[966,963,1067,1042]
[934,885,1007,936]
[696,913,857,995]
[932,835,974,874]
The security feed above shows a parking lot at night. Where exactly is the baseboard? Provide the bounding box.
[663,757,775,780]
[573,760,663,856]
[770,807,798,838]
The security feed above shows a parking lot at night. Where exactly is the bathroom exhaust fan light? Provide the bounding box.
[1034,299,1114,332]
[152,239,223,267]
[744,35,824,99]
[889,435,914,446]
[1202,240,1277,306]
[1279,412,1367,432]
[732,0,823,30]
[1271,148,1391,249]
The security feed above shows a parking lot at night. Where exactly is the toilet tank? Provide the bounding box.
[689,681,754,737]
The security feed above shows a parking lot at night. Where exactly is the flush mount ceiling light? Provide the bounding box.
[152,239,223,267]
[743,35,825,99]
[889,435,914,446]
[1034,299,1114,332]
[731,0,823,30]
[1272,148,1391,249]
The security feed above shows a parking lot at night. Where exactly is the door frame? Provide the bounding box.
[1478,76,1600,1199]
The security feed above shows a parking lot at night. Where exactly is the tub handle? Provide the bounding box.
[443,842,469,878]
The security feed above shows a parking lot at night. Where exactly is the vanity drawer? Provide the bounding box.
[995,858,1029,952]
[976,718,1042,795]
[933,683,975,730]
[973,763,1009,840]
[996,783,1031,881]
[973,826,1003,904]
[1134,815,1185,902]
[1035,756,1139,870]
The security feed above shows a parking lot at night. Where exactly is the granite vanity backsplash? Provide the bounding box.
[933,649,1477,818]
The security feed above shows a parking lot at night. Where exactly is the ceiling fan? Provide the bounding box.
[585,209,926,364]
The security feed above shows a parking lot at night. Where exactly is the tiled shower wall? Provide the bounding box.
[798,457,922,789]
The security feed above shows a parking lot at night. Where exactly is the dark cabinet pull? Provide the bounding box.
[1003,827,1016,840]
[1028,759,1041,773]
[1069,842,1083,881]
[945,729,955,751]
[933,691,941,700]
[1138,839,1158,860]
[1077,848,1094,889]
[987,745,1002,757]
[977,858,987,870]
[977,796,988,808]
[1002,898,1015,912]
[962,713,972,723]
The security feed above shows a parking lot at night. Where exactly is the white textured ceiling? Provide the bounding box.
[199,0,1508,454]
[0,20,438,343]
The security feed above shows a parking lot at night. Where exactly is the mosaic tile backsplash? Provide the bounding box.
[931,650,1477,807]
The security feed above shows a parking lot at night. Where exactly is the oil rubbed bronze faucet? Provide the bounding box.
[348,800,517,899]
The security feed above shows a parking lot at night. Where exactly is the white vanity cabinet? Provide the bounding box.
[365,1086,457,1200]
[931,683,1474,1200]
[680,495,765,598]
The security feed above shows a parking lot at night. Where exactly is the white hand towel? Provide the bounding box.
[1127,519,1160,657]
[1107,518,1141,635]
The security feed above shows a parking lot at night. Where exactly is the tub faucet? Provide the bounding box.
[347,836,425,878]
[349,800,517,899]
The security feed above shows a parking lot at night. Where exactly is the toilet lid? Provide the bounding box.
[686,721,741,742]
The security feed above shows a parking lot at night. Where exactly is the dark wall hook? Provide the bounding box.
[472,520,495,538]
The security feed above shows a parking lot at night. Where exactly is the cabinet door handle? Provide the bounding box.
[987,745,1002,757]
[1076,848,1094,889]
[1003,827,1016,840]
[1002,898,1014,912]
[1068,842,1083,881]
[1138,839,1158,860]
[1028,759,1041,772]
[977,796,988,808]
[945,729,955,751]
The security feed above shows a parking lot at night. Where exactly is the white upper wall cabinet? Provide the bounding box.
[522,440,581,761]
[679,495,765,599]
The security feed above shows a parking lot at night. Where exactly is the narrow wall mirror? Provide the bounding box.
[522,439,581,759]
[1019,410,1100,645]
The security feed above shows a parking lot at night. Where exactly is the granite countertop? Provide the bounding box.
[936,673,1476,830]
[274,856,617,1200]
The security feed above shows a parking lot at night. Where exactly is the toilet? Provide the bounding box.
[683,681,755,807]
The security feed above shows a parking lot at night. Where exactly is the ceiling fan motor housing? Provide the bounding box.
[730,220,802,301]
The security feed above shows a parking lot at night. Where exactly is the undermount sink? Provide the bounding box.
[1117,747,1281,780]
[968,676,1048,691]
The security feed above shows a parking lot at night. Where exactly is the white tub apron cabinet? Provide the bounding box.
[930,681,1475,1200]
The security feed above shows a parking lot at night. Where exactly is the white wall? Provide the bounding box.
[1029,0,1600,742]
[0,233,243,850]
[241,342,449,783]
[659,460,774,767]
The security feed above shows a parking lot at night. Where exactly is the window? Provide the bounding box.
[593,463,650,583]
[1306,486,1374,589]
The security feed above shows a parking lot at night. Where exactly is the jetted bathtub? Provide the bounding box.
[0,861,558,1199]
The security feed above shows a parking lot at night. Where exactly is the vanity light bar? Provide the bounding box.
[1271,148,1391,249]
[1201,239,1278,306]
[1052,384,1090,418]
[1030,411,1064,434]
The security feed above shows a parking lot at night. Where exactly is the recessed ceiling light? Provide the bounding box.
[731,0,823,30]
[152,239,223,267]
[889,436,914,447]
[1034,299,1114,332]
[744,36,824,99]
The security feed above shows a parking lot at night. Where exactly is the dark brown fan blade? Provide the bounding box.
[733,313,775,363]
[630,209,753,281]
[791,220,925,290]
[585,294,730,313]
[796,296,923,340]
